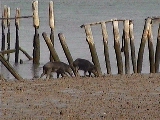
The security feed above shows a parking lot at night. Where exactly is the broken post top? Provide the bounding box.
[15,8,20,29]
[32,0,39,28]
[49,1,54,29]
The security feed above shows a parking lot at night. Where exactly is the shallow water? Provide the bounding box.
[0,0,160,79]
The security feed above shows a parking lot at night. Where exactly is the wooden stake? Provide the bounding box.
[123,20,130,74]
[32,0,39,28]
[137,18,151,73]
[42,32,60,61]
[3,5,8,28]
[112,20,123,74]
[19,47,33,60]
[84,24,102,76]
[148,21,155,73]
[1,15,5,51]
[0,54,23,80]
[49,1,54,30]
[15,8,20,63]
[32,0,40,64]
[33,28,40,64]
[155,23,160,72]
[129,21,137,73]
[100,22,111,74]
[0,47,32,60]
[58,33,77,76]
[7,7,11,61]
[49,1,55,61]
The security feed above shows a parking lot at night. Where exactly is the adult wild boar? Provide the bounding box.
[73,58,98,77]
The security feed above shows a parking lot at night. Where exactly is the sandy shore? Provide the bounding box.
[0,73,160,120]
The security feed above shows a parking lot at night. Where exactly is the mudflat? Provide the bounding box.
[0,73,160,120]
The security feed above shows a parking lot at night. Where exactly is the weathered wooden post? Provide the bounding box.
[112,20,123,74]
[7,7,10,61]
[123,20,130,74]
[1,5,7,51]
[1,15,5,51]
[58,33,77,76]
[100,21,111,74]
[82,24,102,76]
[129,20,137,73]
[0,54,23,80]
[19,47,33,60]
[137,18,151,73]
[42,32,60,61]
[155,23,160,72]
[148,21,155,73]
[32,0,40,64]
[15,8,20,63]
[49,1,55,62]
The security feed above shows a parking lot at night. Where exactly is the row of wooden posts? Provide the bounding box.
[81,17,160,76]
[0,0,160,80]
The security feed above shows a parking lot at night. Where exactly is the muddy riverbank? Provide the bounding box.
[0,73,160,119]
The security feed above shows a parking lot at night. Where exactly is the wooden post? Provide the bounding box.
[19,47,33,60]
[100,22,111,74]
[112,20,123,74]
[32,0,40,64]
[49,1,55,62]
[42,32,60,61]
[3,5,8,27]
[7,7,10,61]
[1,5,8,51]
[0,54,23,80]
[58,33,77,76]
[0,48,32,60]
[137,18,151,73]
[15,8,20,63]
[155,23,160,72]
[148,21,155,73]
[129,20,137,73]
[1,15,5,51]
[123,20,130,74]
[83,24,102,76]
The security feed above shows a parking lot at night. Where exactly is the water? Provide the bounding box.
[0,0,160,79]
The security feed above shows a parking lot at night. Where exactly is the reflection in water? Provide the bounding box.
[32,64,41,78]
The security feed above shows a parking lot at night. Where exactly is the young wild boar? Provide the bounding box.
[40,61,73,79]
[73,58,98,77]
